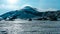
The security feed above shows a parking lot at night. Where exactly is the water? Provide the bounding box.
[0,21,60,34]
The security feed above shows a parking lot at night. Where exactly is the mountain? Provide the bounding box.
[0,6,60,21]
[0,6,42,21]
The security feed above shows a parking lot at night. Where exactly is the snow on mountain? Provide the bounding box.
[0,6,60,21]
[0,6,40,21]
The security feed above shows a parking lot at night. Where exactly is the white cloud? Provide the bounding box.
[7,0,18,5]
[0,4,58,12]
[38,8,58,12]
[46,8,57,11]
[0,4,20,10]
[0,4,21,15]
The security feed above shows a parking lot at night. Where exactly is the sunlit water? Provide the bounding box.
[0,20,60,34]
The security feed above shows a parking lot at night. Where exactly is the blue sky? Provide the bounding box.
[0,0,60,15]
[40,0,60,9]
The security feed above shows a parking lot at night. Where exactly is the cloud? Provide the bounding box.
[0,4,20,10]
[38,8,58,12]
[0,4,58,12]
[46,8,58,11]
[0,4,21,15]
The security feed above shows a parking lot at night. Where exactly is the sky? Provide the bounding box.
[0,0,60,15]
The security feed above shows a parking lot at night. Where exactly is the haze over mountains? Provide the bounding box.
[0,6,60,21]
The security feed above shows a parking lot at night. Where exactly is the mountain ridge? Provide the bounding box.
[0,6,40,21]
[0,6,60,21]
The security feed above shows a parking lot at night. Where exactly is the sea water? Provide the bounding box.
[0,21,60,34]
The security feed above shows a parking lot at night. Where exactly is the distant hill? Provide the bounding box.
[0,6,42,21]
[0,6,60,21]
